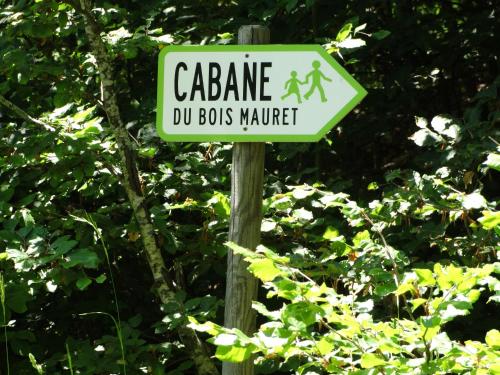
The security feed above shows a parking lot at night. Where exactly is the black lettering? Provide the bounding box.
[174,63,187,101]
[224,63,239,101]
[190,63,206,101]
[183,108,192,125]
[282,108,289,125]
[243,63,257,101]
[251,108,259,125]
[292,108,298,125]
[240,108,249,124]
[225,108,233,125]
[273,108,280,124]
[260,62,272,100]
[209,108,217,125]
[262,108,269,125]
[174,108,181,125]
[208,63,221,100]
[199,108,206,125]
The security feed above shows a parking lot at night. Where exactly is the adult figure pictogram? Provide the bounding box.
[304,60,332,102]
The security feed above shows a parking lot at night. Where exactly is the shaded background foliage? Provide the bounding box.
[0,0,498,374]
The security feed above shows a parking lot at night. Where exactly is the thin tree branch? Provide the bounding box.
[0,94,55,132]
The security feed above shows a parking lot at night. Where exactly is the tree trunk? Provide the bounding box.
[222,25,269,375]
[77,1,219,374]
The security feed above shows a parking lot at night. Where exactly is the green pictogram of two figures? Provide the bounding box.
[281,60,332,104]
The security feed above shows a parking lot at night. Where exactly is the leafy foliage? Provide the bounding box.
[0,0,498,374]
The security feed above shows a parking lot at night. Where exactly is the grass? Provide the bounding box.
[66,342,74,375]
[0,272,10,375]
[71,212,127,375]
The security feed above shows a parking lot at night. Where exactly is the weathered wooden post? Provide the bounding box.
[222,25,269,375]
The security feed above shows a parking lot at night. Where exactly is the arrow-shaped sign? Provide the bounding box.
[156,45,366,142]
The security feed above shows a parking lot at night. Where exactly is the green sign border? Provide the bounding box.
[156,45,367,142]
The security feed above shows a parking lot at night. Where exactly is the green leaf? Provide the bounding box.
[49,103,74,119]
[257,331,289,349]
[139,147,157,158]
[292,208,313,222]
[6,284,32,313]
[213,333,238,346]
[317,337,334,356]
[257,245,290,264]
[270,196,294,210]
[155,34,175,43]
[360,353,386,368]
[415,116,428,128]
[215,345,254,363]
[105,27,132,45]
[285,0,299,12]
[248,258,284,282]
[29,353,44,374]
[51,236,78,256]
[439,301,471,321]
[322,226,340,241]
[281,302,323,331]
[420,315,442,328]
[353,230,370,247]
[217,32,233,40]
[20,208,35,227]
[6,249,35,271]
[187,317,221,336]
[410,129,440,146]
[72,106,95,123]
[430,115,452,133]
[74,118,103,138]
[63,248,99,269]
[336,23,353,42]
[76,277,92,290]
[291,186,315,200]
[95,274,107,284]
[483,153,500,172]
[226,242,259,259]
[485,329,500,348]
[252,301,281,320]
[261,220,277,232]
[123,46,138,59]
[462,192,487,210]
[372,30,391,40]
[354,23,367,33]
[0,185,14,202]
[338,38,366,49]
[208,192,231,219]
[442,124,460,140]
[414,269,435,286]
[410,298,427,312]
[395,282,415,296]
[478,211,500,230]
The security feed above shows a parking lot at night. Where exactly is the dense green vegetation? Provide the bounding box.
[0,0,498,374]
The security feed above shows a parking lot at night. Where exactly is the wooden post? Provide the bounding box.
[222,25,269,375]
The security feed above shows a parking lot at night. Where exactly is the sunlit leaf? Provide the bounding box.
[360,353,386,368]
[248,258,285,282]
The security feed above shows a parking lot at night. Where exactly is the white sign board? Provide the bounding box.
[156,45,366,142]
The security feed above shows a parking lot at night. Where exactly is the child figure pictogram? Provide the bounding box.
[304,60,332,102]
[281,71,305,104]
